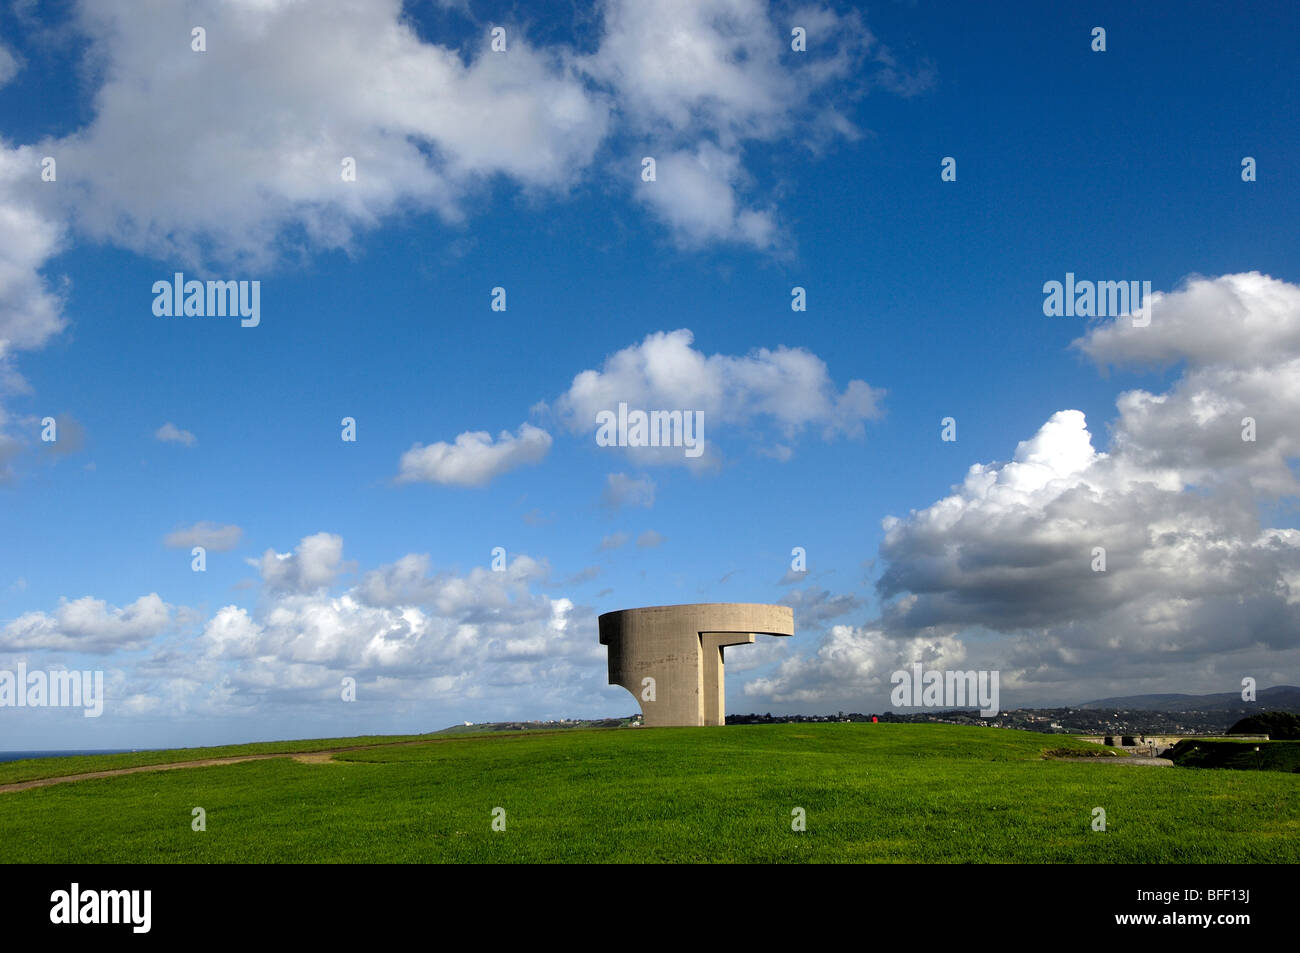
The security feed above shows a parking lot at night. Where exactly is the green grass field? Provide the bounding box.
[2,723,1296,863]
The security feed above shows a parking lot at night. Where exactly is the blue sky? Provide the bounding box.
[1,0,1298,748]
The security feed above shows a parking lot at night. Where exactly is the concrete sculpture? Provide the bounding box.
[599,603,794,727]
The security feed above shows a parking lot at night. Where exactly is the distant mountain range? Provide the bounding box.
[1077,685,1300,712]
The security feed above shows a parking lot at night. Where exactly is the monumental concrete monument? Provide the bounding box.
[599,603,794,727]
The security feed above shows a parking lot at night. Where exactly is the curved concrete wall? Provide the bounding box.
[599,603,794,727]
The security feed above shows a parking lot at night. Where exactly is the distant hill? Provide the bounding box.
[1077,685,1300,712]
[1229,711,1300,739]
[433,717,630,734]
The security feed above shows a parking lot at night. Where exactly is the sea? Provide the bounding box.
[0,749,146,763]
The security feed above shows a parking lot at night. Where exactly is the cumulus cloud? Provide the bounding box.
[0,593,173,653]
[870,400,1300,686]
[164,521,244,552]
[49,0,612,267]
[201,605,261,660]
[154,422,196,446]
[397,423,552,487]
[0,144,67,351]
[636,144,777,248]
[0,537,598,718]
[636,529,665,548]
[191,543,603,711]
[1075,271,1300,497]
[256,532,349,592]
[355,551,549,613]
[748,272,1300,707]
[586,0,816,139]
[551,328,883,465]
[602,472,655,509]
[581,0,923,248]
[1077,271,1300,373]
[745,624,966,705]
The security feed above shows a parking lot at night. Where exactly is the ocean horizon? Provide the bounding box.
[0,749,148,763]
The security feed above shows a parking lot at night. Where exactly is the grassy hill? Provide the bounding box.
[1167,738,1300,773]
[1,723,1296,863]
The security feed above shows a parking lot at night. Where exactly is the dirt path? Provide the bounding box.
[0,738,441,794]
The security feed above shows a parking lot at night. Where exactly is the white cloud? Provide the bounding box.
[164,521,244,552]
[154,422,197,446]
[580,0,924,247]
[0,144,67,351]
[552,328,883,464]
[201,605,262,660]
[397,423,552,487]
[875,405,1300,655]
[356,551,550,613]
[745,624,966,705]
[187,543,604,712]
[585,0,807,139]
[0,141,67,483]
[0,593,173,653]
[51,0,612,267]
[1075,271,1300,496]
[636,529,665,548]
[636,144,777,249]
[1077,271,1300,373]
[256,532,349,593]
[71,539,592,718]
